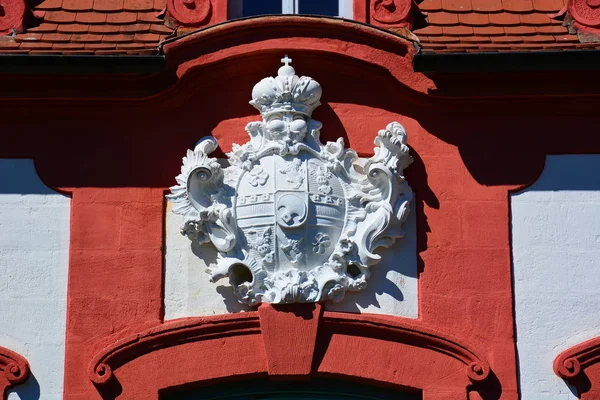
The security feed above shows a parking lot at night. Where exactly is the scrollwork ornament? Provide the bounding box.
[167,0,211,26]
[168,55,413,305]
[0,0,27,34]
[370,0,422,27]
[0,346,30,396]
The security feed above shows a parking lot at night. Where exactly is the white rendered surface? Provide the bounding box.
[0,159,70,400]
[511,155,600,400]
[164,199,418,319]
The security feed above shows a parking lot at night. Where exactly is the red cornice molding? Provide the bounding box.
[88,313,260,385]
[88,309,490,388]
[0,346,30,399]
[323,313,491,383]
[554,336,600,381]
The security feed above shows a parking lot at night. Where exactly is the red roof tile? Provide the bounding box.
[52,42,86,49]
[124,0,154,11]
[536,25,568,33]
[19,42,54,50]
[63,0,93,11]
[71,33,103,42]
[441,0,472,12]
[427,11,460,25]
[120,23,151,32]
[0,0,592,55]
[416,25,444,35]
[0,41,22,49]
[37,0,63,10]
[532,0,565,11]
[75,12,107,23]
[520,12,554,25]
[442,25,474,35]
[14,33,44,41]
[472,26,505,35]
[504,25,537,34]
[488,12,521,26]
[459,13,490,26]
[133,32,161,42]
[490,35,524,42]
[502,0,534,12]
[471,0,503,12]
[102,33,135,42]
[419,0,443,11]
[45,11,77,23]
[137,11,162,23]
[27,23,60,32]
[106,12,137,24]
[41,33,73,42]
[414,0,582,52]
[149,24,173,34]
[522,34,555,42]
[460,35,493,42]
[88,25,120,33]
[57,24,90,33]
[93,0,124,12]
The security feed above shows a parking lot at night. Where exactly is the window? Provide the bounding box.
[228,0,353,19]
[161,379,422,400]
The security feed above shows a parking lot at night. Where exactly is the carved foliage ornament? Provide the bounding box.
[168,56,413,305]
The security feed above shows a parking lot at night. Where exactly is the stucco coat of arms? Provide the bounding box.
[168,56,413,305]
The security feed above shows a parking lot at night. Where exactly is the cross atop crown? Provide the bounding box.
[281,55,292,66]
[250,55,322,117]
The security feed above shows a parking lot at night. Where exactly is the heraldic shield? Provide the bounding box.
[167,56,414,305]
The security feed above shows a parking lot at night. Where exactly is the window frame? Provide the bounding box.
[228,0,353,19]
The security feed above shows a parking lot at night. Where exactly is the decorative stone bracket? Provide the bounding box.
[554,336,600,397]
[0,346,30,400]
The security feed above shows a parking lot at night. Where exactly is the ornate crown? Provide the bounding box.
[250,55,322,117]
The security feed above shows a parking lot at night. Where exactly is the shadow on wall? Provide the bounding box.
[7,370,41,400]
[520,155,600,192]
[0,160,66,195]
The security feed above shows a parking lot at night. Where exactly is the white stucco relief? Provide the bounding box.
[167,56,415,307]
[511,155,600,400]
[0,159,70,400]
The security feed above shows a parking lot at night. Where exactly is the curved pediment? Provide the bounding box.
[161,15,435,96]
[88,307,492,398]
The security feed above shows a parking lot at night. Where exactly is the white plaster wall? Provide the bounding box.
[0,159,70,400]
[511,155,600,400]
[164,198,418,319]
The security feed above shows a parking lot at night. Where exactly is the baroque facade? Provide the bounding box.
[0,0,600,399]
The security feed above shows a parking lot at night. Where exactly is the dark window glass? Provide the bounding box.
[298,0,338,16]
[162,379,422,400]
[242,0,282,16]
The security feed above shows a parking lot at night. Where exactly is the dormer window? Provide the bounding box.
[228,0,353,19]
